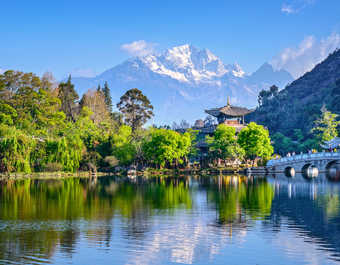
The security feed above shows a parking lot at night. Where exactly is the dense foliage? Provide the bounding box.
[206,124,245,161]
[0,70,195,173]
[237,122,273,160]
[249,49,340,154]
[311,107,339,145]
[206,122,273,164]
[142,128,192,168]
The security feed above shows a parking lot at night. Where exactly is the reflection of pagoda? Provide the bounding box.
[205,96,254,132]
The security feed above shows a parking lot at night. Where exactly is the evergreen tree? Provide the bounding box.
[311,107,339,146]
[102,81,112,113]
[57,75,79,122]
[117,88,154,132]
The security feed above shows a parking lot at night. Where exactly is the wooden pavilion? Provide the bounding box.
[204,97,253,132]
[193,97,254,163]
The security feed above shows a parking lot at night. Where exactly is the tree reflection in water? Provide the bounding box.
[1,175,340,264]
[203,176,274,225]
[0,176,193,263]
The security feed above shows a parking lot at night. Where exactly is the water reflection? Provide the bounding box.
[0,175,340,264]
[268,178,340,262]
[202,176,274,225]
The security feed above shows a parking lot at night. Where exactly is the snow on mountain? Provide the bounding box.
[140,44,243,84]
[71,45,293,124]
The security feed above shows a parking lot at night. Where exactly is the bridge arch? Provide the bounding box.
[267,152,340,178]
[326,160,340,181]
[301,163,318,179]
[284,166,295,178]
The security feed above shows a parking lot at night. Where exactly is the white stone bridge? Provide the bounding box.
[267,152,340,178]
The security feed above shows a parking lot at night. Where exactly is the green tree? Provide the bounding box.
[44,134,84,172]
[142,128,191,168]
[117,88,154,132]
[206,124,245,160]
[0,102,17,125]
[311,107,339,147]
[186,128,199,157]
[57,75,79,122]
[293,129,304,142]
[237,122,274,160]
[0,70,65,134]
[102,81,112,113]
[271,132,296,155]
[0,125,35,173]
[109,125,136,165]
[257,85,278,106]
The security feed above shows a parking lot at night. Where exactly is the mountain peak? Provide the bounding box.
[259,62,273,70]
[247,62,293,86]
[71,45,295,124]
[139,44,244,83]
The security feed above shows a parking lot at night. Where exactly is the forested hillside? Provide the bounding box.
[248,49,340,154]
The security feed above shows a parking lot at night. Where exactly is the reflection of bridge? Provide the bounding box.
[267,152,340,177]
[268,180,340,262]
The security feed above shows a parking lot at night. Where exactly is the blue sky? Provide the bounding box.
[0,0,339,79]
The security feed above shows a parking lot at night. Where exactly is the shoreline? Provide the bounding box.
[0,166,268,181]
[0,171,111,181]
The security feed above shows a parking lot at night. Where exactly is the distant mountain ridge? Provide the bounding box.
[71,44,293,124]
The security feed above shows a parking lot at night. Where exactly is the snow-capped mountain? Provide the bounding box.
[71,44,293,124]
[140,44,244,83]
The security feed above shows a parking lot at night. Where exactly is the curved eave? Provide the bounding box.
[205,106,254,117]
[205,109,220,117]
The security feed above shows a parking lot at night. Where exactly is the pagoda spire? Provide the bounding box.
[227,96,230,106]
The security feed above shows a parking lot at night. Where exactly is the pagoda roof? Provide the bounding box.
[205,104,254,117]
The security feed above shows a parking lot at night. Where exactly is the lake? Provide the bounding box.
[1,175,340,265]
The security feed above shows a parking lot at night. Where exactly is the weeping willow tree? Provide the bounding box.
[0,125,36,173]
[0,125,84,173]
[44,134,84,172]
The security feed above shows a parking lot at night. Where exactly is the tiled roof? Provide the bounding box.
[205,104,254,117]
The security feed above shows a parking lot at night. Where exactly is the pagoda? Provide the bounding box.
[191,97,254,160]
[205,97,254,132]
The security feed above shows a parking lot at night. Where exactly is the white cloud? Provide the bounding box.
[121,40,157,57]
[271,32,340,78]
[281,4,296,14]
[0,68,5,74]
[281,0,315,14]
[70,68,97,78]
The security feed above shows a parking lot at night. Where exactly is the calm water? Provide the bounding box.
[1,175,340,265]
